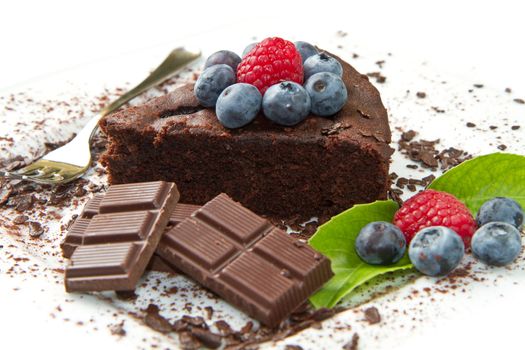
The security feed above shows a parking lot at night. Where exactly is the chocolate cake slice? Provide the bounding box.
[99,52,393,223]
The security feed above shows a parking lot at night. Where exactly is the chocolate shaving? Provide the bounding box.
[13,215,28,224]
[0,182,13,205]
[143,304,172,334]
[366,72,386,84]
[28,221,43,237]
[109,321,126,336]
[363,306,381,325]
[343,333,360,350]
[191,328,222,349]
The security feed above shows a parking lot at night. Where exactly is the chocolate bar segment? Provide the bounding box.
[157,194,333,326]
[61,194,198,259]
[61,194,104,258]
[65,181,179,292]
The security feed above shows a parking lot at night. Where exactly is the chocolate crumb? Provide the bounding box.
[179,331,201,350]
[497,144,507,151]
[28,221,44,237]
[401,130,416,142]
[489,125,498,130]
[366,72,387,84]
[214,320,233,336]
[0,183,13,205]
[115,290,138,301]
[363,307,381,325]
[343,333,360,350]
[511,125,520,130]
[514,98,525,104]
[204,306,214,320]
[191,328,222,349]
[505,87,512,93]
[240,321,254,334]
[109,321,126,336]
[143,304,172,334]
[13,215,29,224]
[14,194,34,212]
[416,92,426,99]
[466,122,476,128]
[473,84,484,88]
[285,346,304,350]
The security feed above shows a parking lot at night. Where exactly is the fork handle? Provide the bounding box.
[75,47,201,143]
[99,47,200,117]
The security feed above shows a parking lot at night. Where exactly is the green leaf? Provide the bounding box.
[308,200,413,308]
[428,153,525,214]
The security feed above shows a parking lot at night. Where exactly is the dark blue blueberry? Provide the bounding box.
[216,83,262,129]
[303,53,343,80]
[409,226,465,276]
[471,222,521,266]
[194,64,236,107]
[204,50,242,71]
[262,82,311,126]
[304,72,348,116]
[355,221,406,265]
[294,41,319,63]
[242,42,257,57]
[476,197,523,230]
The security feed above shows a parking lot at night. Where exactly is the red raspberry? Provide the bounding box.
[394,189,477,247]
[237,37,303,94]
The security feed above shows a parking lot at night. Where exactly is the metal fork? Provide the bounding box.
[0,47,200,185]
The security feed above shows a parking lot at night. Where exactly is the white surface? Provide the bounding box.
[1,1,525,350]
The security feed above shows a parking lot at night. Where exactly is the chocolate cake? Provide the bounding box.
[99,52,393,223]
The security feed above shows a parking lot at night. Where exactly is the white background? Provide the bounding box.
[1,0,525,93]
[1,1,525,349]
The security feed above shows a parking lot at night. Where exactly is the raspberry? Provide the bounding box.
[237,37,303,94]
[393,189,477,247]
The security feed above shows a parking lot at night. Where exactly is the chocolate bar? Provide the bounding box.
[64,181,180,292]
[156,194,333,327]
[61,196,199,259]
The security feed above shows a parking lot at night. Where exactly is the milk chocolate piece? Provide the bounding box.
[61,194,104,258]
[61,195,199,259]
[65,181,179,292]
[156,194,333,327]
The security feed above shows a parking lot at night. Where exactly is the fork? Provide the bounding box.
[0,47,201,185]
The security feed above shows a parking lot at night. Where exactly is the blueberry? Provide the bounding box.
[262,82,311,126]
[476,197,523,230]
[194,64,236,107]
[304,72,348,116]
[294,41,318,63]
[409,226,465,276]
[471,222,521,266]
[303,53,343,80]
[204,50,242,71]
[355,221,406,265]
[216,83,262,129]
[242,42,257,57]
